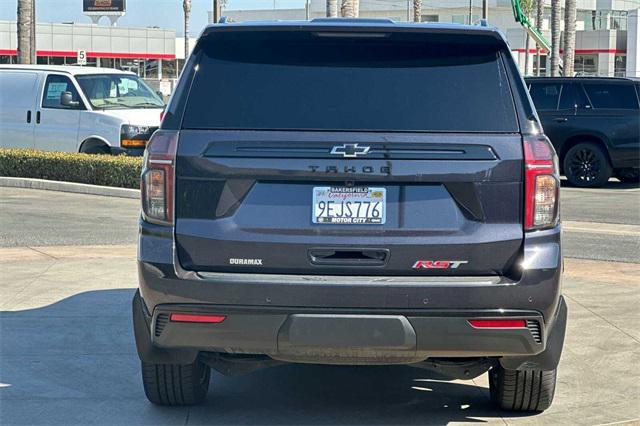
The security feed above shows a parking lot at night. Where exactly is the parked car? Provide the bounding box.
[133,19,566,412]
[0,65,164,155]
[526,77,640,187]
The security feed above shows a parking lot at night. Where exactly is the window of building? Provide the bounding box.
[145,60,159,79]
[177,59,186,76]
[614,55,626,77]
[583,84,639,109]
[37,56,48,65]
[119,58,143,76]
[533,55,547,76]
[421,15,438,22]
[162,60,177,79]
[610,11,628,30]
[528,83,561,110]
[100,58,115,69]
[50,56,64,65]
[452,14,479,25]
[0,55,14,64]
[65,57,76,65]
[42,74,83,109]
[578,10,593,30]
[579,10,611,30]
[574,55,597,76]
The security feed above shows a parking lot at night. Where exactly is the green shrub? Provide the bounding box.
[0,148,143,189]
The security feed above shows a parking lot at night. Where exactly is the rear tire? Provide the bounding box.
[489,365,557,412]
[563,142,612,188]
[141,359,210,406]
[80,139,111,155]
[614,168,640,184]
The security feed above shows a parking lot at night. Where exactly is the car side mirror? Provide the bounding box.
[60,91,80,108]
[156,90,164,98]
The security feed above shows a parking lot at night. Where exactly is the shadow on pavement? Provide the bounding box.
[560,177,640,190]
[0,289,535,425]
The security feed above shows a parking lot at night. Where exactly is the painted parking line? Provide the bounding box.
[563,221,640,237]
[0,244,137,262]
[562,187,640,193]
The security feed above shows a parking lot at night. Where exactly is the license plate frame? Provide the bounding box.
[312,186,386,225]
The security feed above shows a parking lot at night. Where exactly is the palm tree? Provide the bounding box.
[550,0,561,76]
[341,0,358,17]
[183,0,191,62]
[413,0,422,22]
[326,0,338,17]
[535,0,543,75]
[563,0,576,76]
[17,0,32,64]
[521,0,535,76]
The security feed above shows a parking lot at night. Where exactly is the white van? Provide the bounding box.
[0,65,165,155]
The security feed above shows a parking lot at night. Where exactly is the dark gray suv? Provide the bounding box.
[527,77,640,187]
[133,19,566,412]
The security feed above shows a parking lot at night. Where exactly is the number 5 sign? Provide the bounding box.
[77,50,87,66]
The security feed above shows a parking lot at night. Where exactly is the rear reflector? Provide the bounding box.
[468,319,526,328]
[170,313,226,324]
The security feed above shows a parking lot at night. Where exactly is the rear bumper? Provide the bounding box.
[151,301,548,363]
[110,146,145,156]
[133,290,566,370]
[609,147,640,169]
[135,221,564,369]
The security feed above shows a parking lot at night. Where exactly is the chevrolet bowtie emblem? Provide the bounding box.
[330,143,371,158]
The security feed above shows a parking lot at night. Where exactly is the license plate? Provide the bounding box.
[312,187,386,224]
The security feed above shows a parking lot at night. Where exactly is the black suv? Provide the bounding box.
[133,19,566,412]
[526,77,640,187]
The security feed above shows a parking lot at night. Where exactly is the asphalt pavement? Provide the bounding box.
[0,188,139,247]
[1,184,639,425]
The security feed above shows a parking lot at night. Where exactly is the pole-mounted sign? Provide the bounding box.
[83,0,126,13]
[83,0,126,26]
[77,50,87,66]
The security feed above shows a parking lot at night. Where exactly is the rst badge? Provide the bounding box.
[412,260,468,269]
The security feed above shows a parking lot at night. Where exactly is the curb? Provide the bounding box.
[0,177,139,199]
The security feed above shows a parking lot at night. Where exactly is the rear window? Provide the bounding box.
[182,31,518,133]
[528,82,561,110]
[582,83,639,110]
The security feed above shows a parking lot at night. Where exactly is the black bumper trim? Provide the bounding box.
[145,302,546,364]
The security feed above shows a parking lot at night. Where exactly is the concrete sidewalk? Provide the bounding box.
[1,250,639,425]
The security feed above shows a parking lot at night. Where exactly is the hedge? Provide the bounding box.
[0,148,143,189]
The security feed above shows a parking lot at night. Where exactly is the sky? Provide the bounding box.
[0,0,305,35]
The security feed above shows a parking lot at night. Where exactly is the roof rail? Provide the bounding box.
[310,18,395,24]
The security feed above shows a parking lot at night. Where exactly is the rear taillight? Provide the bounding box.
[524,135,560,231]
[141,130,178,226]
